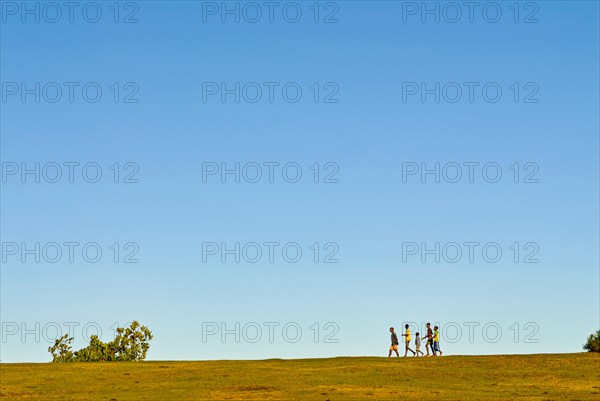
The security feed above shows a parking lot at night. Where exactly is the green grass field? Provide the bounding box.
[2,353,599,400]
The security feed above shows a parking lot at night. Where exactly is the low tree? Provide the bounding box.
[48,334,75,363]
[583,330,600,353]
[109,321,153,361]
[48,321,153,362]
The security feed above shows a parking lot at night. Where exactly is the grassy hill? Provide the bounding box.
[2,353,599,400]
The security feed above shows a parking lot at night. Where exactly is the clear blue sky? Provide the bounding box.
[1,0,598,362]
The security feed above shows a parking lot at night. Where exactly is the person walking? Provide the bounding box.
[388,327,400,357]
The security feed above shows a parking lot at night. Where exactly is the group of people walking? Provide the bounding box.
[389,323,442,357]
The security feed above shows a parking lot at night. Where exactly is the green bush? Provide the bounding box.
[110,321,153,361]
[74,335,114,362]
[48,321,153,363]
[583,330,600,353]
[48,334,75,363]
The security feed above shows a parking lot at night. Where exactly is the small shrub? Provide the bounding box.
[583,330,600,353]
[110,321,153,361]
[48,334,75,363]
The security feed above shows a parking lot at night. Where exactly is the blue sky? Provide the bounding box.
[1,0,599,362]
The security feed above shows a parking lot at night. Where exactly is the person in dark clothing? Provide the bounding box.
[424,322,435,357]
[388,327,400,357]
